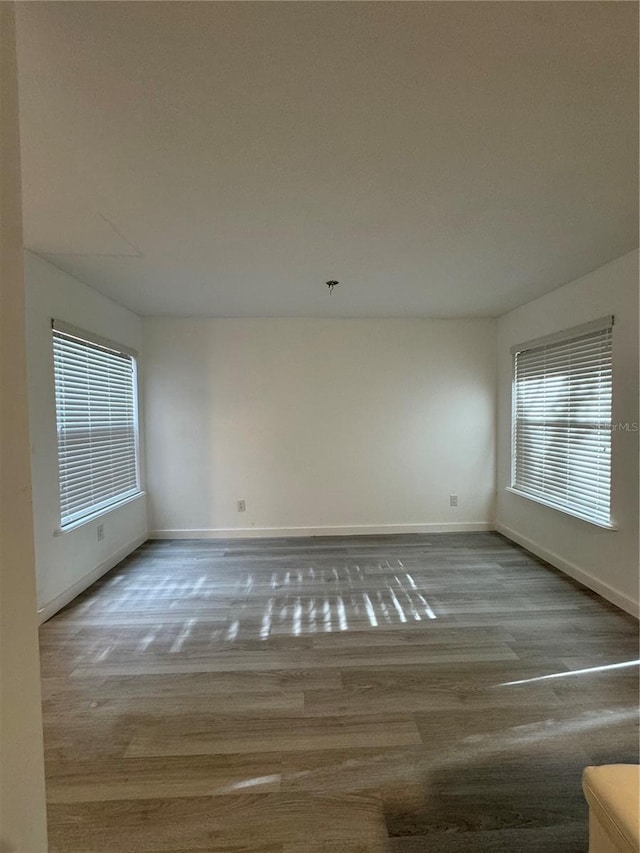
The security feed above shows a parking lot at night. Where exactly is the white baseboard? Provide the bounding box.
[37,533,148,624]
[496,522,639,619]
[150,522,493,540]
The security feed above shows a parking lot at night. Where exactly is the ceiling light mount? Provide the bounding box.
[326,280,339,294]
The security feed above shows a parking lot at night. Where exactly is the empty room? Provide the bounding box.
[1,2,639,852]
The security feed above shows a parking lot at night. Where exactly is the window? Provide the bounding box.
[52,321,141,530]
[510,316,613,527]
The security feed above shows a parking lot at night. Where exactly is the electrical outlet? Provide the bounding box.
[237,499,246,512]
[449,494,458,507]
[97,523,105,541]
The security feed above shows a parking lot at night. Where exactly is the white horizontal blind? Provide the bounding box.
[53,327,140,528]
[512,322,613,526]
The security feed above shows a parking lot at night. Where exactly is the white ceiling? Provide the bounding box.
[16,2,638,318]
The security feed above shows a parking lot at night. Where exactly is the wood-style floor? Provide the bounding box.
[40,532,639,852]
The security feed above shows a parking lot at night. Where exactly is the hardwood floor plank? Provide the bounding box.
[43,670,342,700]
[45,690,306,719]
[47,792,387,852]
[125,715,422,758]
[70,646,517,678]
[283,843,386,853]
[387,823,587,851]
[46,754,282,803]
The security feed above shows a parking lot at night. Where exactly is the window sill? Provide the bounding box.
[54,491,147,536]
[505,487,617,531]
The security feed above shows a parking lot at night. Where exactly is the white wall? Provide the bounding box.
[496,250,640,617]
[143,318,496,537]
[25,252,148,619]
[0,4,48,848]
